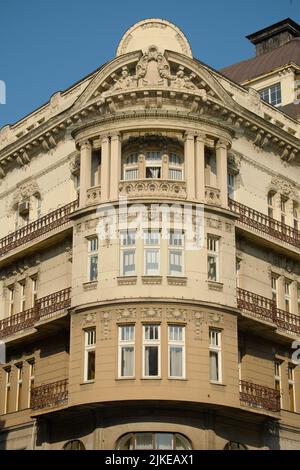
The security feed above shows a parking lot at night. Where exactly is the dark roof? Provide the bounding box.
[246,18,300,45]
[279,102,300,120]
[220,37,300,83]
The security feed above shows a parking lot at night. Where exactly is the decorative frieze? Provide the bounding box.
[119,179,187,199]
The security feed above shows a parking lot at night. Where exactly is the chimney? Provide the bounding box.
[246,18,300,56]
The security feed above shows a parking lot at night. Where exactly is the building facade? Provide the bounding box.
[0,18,300,450]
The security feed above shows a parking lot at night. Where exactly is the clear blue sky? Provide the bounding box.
[0,0,299,127]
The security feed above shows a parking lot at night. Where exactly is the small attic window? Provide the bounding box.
[259,82,282,106]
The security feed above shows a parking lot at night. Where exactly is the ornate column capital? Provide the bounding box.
[79,140,92,151]
[196,133,206,143]
[216,139,228,150]
[111,132,121,141]
[184,131,195,141]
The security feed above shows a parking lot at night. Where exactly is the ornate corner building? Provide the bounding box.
[0,17,300,450]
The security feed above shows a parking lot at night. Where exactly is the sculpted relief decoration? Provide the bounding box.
[94,46,204,101]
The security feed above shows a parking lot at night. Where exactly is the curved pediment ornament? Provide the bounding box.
[270,176,297,198]
[12,180,41,210]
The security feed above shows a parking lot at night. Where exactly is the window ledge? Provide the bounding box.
[210,381,226,387]
[141,377,162,380]
[83,281,98,291]
[167,276,187,286]
[142,275,162,285]
[80,380,95,386]
[207,280,223,291]
[117,276,137,285]
[115,377,136,381]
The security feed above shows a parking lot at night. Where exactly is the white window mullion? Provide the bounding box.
[143,325,160,378]
[168,325,185,379]
[209,329,222,383]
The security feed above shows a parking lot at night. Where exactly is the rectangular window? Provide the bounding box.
[271,275,278,306]
[280,196,287,224]
[168,230,184,276]
[168,325,185,378]
[268,192,274,218]
[274,361,281,408]
[125,168,139,180]
[31,277,38,307]
[4,368,11,414]
[207,235,219,282]
[84,329,96,382]
[8,286,14,316]
[143,325,160,377]
[20,282,26,312]
[16,364,23,411]
[259,82,282,106]
[285,280,291,313]
[88,237,98,282]
[227,173,235,199]
[118,325,135,378]
[121,231,136,276]
[28,359,35,408]
[168,168,183,180]
[209,329,222,383]
[288,365,295,412]
[293,202,298,230]
[144,230,160,275]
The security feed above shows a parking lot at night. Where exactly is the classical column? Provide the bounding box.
[161,151,169,180]
[138,153,145,179]
[195,134,205,202]
[79,140,92,207]
[100,135,110,202]
[110,133,121,201]
[216,139,228,207]
[184,132,195,200]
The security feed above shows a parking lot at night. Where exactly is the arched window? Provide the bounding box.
[116,432,192,450]
[63,440,86,450]
[224,441,248,450]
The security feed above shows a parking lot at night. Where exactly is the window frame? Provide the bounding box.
[118,325,135,379]
[209,328,222,383]
[142,324,161,378]
[168,325,186,379]
[288,365,296,413]
[20,282,26,313]
[168,230,184,276]
[87,236,98,282]
[28,359,35,408]
[16,363,23,411]
[207,235,220,282]
[4,367,11,414]
[259,82,282,106]
[120,230,136,276]
[143,230,161,276]
[8,286,15,317]
[84,328,96,383]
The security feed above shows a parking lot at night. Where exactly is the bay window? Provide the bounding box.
[118,325,135,378]
[143,324,160,377]
[168,325,185,378]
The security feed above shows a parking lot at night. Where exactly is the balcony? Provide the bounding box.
[237,287,300,335]
[0,287,71,339]
[119,179,187,200]
[239,380,280,413]
[0,199,78,258]
[229,198,300,250]
[31,379,68,411]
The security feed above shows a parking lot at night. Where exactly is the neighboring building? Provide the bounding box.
[0,18,300,450]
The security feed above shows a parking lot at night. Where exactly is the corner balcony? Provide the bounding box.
[239,380,280,413]
[31,379,68,412]
[237,287,300,336]
[0,287,71,340]
[119,179,187,200]
[229,198,300,251]
[0,199,78,259]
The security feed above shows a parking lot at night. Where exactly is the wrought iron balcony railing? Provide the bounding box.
[237,287,300,335]
[239,380,280,413]
[0,287,71,339]
[229,198,300,249]
[31,379,68,410]
[0,199,78,257]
